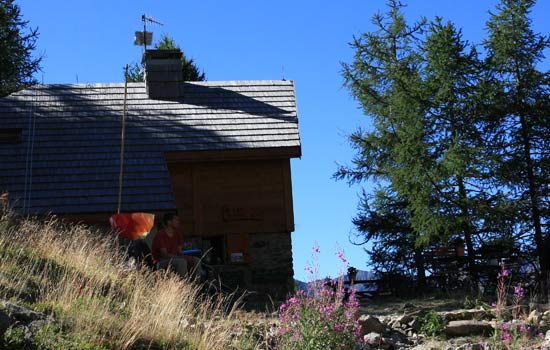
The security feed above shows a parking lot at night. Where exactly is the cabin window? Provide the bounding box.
[0,128,22,144]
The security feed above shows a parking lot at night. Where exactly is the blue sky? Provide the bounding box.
[17,0,550,282]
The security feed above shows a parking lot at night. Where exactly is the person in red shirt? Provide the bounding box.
[152,213,199,278]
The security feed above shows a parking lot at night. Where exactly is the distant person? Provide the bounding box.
[152,213,200,279]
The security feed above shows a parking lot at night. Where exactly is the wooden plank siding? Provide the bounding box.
[167,158,295,236]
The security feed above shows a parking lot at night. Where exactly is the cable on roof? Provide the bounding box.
[23,86,38,213]
[117,65,129,214]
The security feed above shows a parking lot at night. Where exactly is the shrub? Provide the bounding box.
[277,245,361,350]
[419,310,447,337]
[490,260,546,350]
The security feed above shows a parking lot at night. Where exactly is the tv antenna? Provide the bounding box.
[134,14,163,51]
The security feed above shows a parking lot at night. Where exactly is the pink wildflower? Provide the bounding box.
[514,284,525,298]
[336,250,349,265]
[502,331,512,343]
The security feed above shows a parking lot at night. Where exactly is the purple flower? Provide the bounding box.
[320,305,334,314]
[278,247,364,348]
[498,269,510,278]
[334,324,345,332]
[336,250,349,265]
[514,284,525,298]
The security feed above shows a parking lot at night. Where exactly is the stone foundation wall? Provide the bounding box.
[248,232,294,301]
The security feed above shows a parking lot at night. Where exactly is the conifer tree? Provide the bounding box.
[337,0,429,283]
[350,187,426,287]
[127,34,205,82]
[419,18,490,280]
[338,1,546,288]
[484,0,550,292]
[0,0,42,96]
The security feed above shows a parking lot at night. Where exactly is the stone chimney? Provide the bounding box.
[142,49,183,99]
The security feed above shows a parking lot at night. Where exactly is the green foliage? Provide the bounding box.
[3,326,29,349]
[337,0,431,282]
[483,0,550,292]
[419,310,447,337]
[155,34,205,81]
[0,0,42,96]
[463,295,489,310]
[278,247,361,350]
[351,188,423,279]
[233,323,268,350]
[278,289,361,350]
[126,62,143,83]
[490,264,546,349]
[337,0,550,291]
[127,33,205,82]
[3,324,108,350]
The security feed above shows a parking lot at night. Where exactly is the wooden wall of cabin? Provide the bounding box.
[167,158,295,237]
[167,158,296,300]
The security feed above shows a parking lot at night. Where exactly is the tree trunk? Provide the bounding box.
[457,176,477,287]
[414,247,426,290]
[519,114,547,296]
[515,66,546,296]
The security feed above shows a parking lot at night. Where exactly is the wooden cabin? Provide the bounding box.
[0,50,301,300]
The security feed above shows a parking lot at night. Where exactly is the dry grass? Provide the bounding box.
[0,208,265,350]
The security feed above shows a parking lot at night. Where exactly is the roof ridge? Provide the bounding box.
[12,80,293,90]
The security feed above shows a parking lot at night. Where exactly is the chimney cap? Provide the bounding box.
[143,49,182,63]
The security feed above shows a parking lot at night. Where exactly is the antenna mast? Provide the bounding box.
[134,14,163,51]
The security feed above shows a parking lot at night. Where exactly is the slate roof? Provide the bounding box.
[0,80,301,215]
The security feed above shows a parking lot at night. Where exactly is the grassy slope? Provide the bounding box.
[0,209,269,350]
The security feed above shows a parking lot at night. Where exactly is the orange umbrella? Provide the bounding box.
[110,212,155,241]
[110,66,155,241]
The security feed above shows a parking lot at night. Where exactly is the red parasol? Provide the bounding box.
[110,212,155,241]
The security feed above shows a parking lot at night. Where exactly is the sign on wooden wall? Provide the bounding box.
[168,158,295,235]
